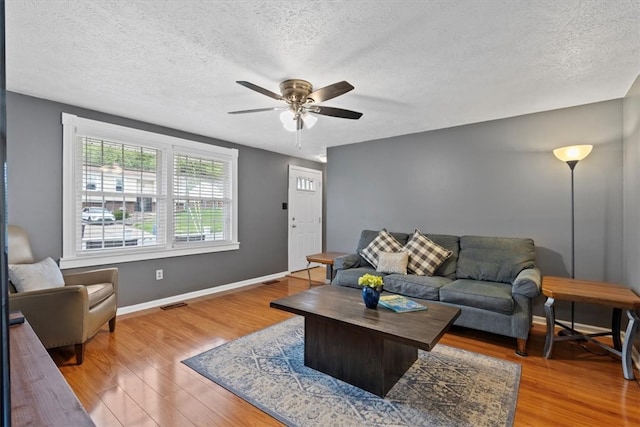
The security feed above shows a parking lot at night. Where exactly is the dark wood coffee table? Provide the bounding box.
[270,285,460,397]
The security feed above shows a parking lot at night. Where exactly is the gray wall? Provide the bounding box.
[7,92,324,307]
[327,100,623,326]
[623,75,640,295]
[623,74,640,351]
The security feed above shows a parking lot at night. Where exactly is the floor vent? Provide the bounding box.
[160,302,188,310]
[263,279,280,285]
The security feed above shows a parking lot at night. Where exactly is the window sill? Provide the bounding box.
[59,242,240,269]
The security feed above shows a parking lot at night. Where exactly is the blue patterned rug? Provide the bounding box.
[183,317,520,427]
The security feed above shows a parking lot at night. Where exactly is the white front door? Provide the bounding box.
[288,165,323,272]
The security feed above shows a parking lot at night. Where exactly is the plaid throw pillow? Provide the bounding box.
[404,229,453,276]
[359,229,404,268]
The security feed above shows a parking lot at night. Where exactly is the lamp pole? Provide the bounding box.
[553,145,592,334]
[567,160,578,331]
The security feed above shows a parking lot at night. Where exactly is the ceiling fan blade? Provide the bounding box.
[312,106,363,120]
[307,81,354,103]
[228,107,280,114]
[236,81,284,100]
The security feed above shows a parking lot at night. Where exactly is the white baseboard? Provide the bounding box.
[116,271,288,316]
[532,315,640,373]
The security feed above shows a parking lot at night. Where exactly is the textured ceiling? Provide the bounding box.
[6,0,640,162]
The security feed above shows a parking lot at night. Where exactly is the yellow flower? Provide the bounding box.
[358,273,384,289]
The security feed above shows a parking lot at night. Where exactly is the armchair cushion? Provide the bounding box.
[8,257,65,293]
[86,283,114,308]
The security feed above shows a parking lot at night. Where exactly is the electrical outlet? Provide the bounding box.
[156,269,163,280]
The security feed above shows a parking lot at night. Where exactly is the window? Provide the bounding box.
[61,113,239,268]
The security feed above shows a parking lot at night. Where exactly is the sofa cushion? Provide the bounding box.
[383,274,452,301]
[359,229,404,268]
[376,251,409,274]
[356,230,410,267]
[456,236,535,283]
[440,279,515,314]
[426,234,460,279]
[403,229,452,276]
[8,257,65,293]
[332,267,385,289]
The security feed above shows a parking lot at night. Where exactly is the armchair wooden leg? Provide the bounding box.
[75,343,85,365]
[516,338,528,357]
[109,316,116,332]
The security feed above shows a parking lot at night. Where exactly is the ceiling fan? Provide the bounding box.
[228,79,363,133]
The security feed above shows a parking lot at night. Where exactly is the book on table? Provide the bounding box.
[379,294,427,313]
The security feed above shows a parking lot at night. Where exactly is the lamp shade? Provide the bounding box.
[280,110,317,131]
[280,111,297,132]
[553,145,593,162]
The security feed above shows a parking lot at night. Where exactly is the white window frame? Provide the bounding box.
[61,113,239,269]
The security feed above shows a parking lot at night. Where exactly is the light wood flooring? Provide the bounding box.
[51,267,640,426]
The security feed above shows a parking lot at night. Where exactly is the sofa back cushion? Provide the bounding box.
[456,236,535,283]
[357,230,410,267]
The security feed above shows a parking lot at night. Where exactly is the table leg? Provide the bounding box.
[327,265,334,284]
[543,297,555,358]
[306,261,312,287]
[612,308,622,351]
[622,309,639,380]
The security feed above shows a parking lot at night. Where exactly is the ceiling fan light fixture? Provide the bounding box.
[280,110,297,132]
[304,113,317,129]
[280,110,317,131]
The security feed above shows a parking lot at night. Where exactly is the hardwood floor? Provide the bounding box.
[51,268,640,426]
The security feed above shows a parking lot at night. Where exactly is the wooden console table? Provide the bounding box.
[10,312,94,426]
[305,252,348,286]
[542,276,640,380]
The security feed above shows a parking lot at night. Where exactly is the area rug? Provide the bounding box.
[182,317,520,427]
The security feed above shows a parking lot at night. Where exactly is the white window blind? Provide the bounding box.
[172,153,232,244]
[61,113,239,268]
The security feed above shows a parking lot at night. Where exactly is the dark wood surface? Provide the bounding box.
[270,285,460,351]
[10,312,94,426]
[542,276,640,309]
[304,316,419,396]
[271,285,460,396]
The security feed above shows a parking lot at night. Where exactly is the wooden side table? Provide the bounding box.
[305,252,348,286]
[542,276,640,380]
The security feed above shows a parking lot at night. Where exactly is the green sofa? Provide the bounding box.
[332,229,541,356]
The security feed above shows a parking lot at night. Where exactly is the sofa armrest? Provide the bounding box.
[512,267,541,297]
[333,253,360,271]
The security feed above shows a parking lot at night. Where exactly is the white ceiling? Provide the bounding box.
[6,1,640,162]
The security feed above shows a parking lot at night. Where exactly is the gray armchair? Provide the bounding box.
[8,225,118,364]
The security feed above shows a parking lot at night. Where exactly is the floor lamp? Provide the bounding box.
[552,144,593,333]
